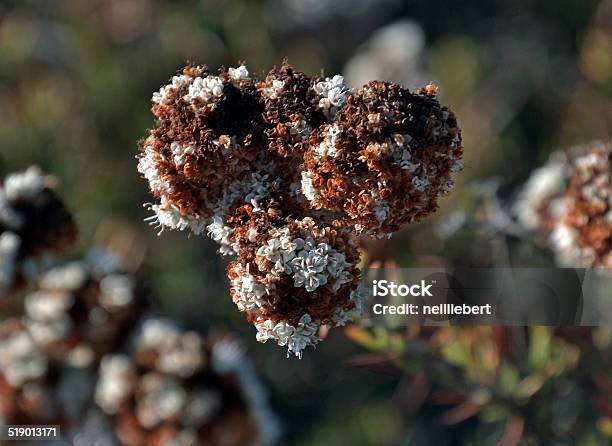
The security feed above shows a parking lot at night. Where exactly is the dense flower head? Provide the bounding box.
[0,318,98,427]
[139,61,462,356]
[227,216,366,357]
[302,81,462,235]
[139,64,265,234]
[0,315,279,446]
[515,140,612,268]
[22,258,147,368]
[0,167,77,296]
[94,318,278,446]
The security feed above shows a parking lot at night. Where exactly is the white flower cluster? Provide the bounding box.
[289,239,350,291]
[255,314,320,359]
[151,74,191,105]
[135,375,220,431]
[300,171,318,202]
[301,105,462,232]
[0,324,48,387]
[313,75,351,119]
[230,264,270,312]
[93,319,238,438]
[137,142,167,196]
[206,172,275,255]
[228,65,250,82]
[135,318,205,378]
[183,75,224,105]
[549,223,590,266]
[263,79,286,99]
[144,197,208,236]
[256,230,350,292]
[170,141,196,167]
[227,220,359,358]
[513,142,611,269]
[312,124,341,160]
[155,67,246,108]
[38,261,88,290]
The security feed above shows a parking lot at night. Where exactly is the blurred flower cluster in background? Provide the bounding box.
[0,0,610,445]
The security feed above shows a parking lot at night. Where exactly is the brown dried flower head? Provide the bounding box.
[138,61,463,357]
[302,81,463,235]
[515,140,612,268]
[0,167,77,296]
[94,319,278,446]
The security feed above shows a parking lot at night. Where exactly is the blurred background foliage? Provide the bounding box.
[0,0,610,444]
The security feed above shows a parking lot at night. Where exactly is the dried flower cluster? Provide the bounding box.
[515,140,612,268]
[22,259,146,368]
[0,316,279,446]
[0,167,280,446]
[138,62,462,357]
[94,318,279,446]
[0,167,77,296]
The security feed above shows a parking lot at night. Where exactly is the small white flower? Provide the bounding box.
[137,145,172,195]
[254,314,320,358]
[231,269,270,311]
[24,316,72,345]
[170,142,196,167]
[206,215,235,255]
[263,79,285,99]
[313,124,341,159]
[300,171,319,201]
[228,65,250,82]
[412,175,429,191]
[314,74,351,118]
[152,75,191,104]
[145,197,207,235]
[183,76,224,105]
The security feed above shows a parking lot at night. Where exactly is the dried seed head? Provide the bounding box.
[0,167,77,295]
[515,140,612,268]
[302,81,463,235]
[22,258,146,368]
[139,62,462,355]
[94,319,277,445]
